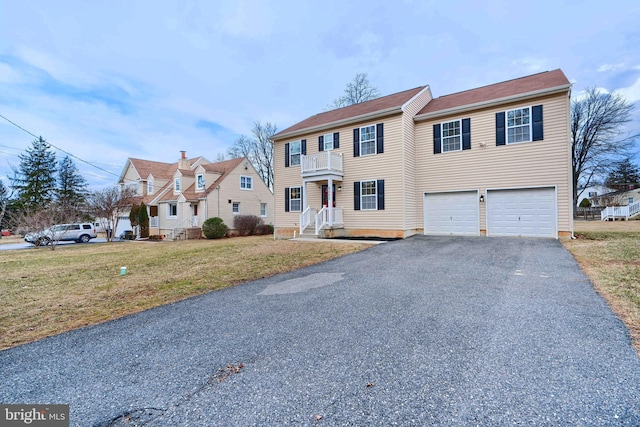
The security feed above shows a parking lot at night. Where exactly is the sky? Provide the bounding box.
[1,0,639,190]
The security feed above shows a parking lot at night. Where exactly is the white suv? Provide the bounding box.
[25,223,98,245]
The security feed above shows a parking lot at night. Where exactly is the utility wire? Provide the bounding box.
[0,113,121,178]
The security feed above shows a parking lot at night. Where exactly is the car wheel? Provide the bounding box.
[43,237,51,246]
[79,234,91,243]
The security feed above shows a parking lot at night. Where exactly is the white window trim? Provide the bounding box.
[232,202,240,214]
[289,186,302,212]
[360,180,378,210]
[290,140,301,166]
[506,106,532,144]
[168,203,177,218]
[323,133,334,151]
[441,119,462,152]
[359,125,376,156]
[196,174,205,191]
[260,203,267,217]
[240,175,253,190]
[147,180,154,195]
[174,177,181,191]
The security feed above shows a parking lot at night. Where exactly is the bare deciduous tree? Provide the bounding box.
[86,186,136,242]
[8,202,79,250]
[328,73,381,110]
[572,87,638,207]
[228,121,277,189]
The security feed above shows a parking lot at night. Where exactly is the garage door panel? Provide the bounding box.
[425,191,479,236]
[487,188,556,238]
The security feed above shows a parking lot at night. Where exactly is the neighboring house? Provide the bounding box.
[597,187,640,220]
[576,185,614,207]
[118,152,274,238]
[272,69,573,239]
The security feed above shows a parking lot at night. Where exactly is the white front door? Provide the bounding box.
[424,191,479,236]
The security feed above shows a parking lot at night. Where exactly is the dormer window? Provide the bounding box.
[175,177,181,191]
[196,174,205,190]
[148,180,154,195]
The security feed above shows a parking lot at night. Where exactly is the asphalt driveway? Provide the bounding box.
[1,236,639,426]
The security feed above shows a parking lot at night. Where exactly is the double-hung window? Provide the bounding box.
[442,120,462,152]
[360,125,376,156]
[361,180,378,210]
[196,174,205,190]
[289,187,301,212]
[240,176,252,190]
[507,107,531,143]
[289,141,301,166]
[232,202,240,214]
[168,203,177,217]
[174,178,181,191]
[323,133,334,150]
[147,180,153,195]
[260,203,267,217]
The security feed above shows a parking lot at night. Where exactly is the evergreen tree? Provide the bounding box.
[0,179,9,233]
[12,136,57,211]
[605,158,640,191]
[56,155,88,215]
[138,201,149,238]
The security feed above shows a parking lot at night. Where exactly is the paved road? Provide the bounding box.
[0,237,113,251]
[1,236,639,426]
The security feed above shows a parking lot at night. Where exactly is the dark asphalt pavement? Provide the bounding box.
[1,236,639,426]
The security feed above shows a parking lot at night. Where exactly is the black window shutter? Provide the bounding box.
[462,118,471,150]
[285,143,290,167]
[433,124,442,154]
[301,139,307,155]
[334,132,340,149]
[532,105,543,141]
[354,181,361,210]
[353,128,360,157]
[284,187,290,212]
[318,135,324,152]
[376,123,384,154]
[496,112,506,146]
[377,180,385,210]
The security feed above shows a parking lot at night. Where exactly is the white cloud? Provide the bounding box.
[510,57,548,73]
[0,62,22,83]
[615,76,640,103]
[597,63,626,72]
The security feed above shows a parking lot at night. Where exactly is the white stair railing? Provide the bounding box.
[315,207,327,235]
[300,206,313,235]
[600,202,640,221]
[629,200,640,218]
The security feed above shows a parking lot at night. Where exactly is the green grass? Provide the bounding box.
[0,236,370,350]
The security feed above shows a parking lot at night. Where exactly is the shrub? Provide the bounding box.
[203,217,228,239]
[579,198,592,208]
[261,224,274,235]
[233,215,263,236]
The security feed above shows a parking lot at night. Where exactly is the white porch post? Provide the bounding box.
[303,180,307,211]
[328,177,333,226]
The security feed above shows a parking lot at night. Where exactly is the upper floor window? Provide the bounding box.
[507,107,531,143]
[442,120,462,152]
[196,174,205,190]
[147,180,153,195]
[323,133,334,150]
[360,125,376,156]
[125,182,138,194]
[240,176,253,190]
[174,177,181,191]
[289,141,301,166]
[588,191,597,198]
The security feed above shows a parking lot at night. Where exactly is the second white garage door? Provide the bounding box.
[486,187,557,238]
[424,191,479,236]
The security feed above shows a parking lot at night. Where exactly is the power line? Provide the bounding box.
[0,113,121,179]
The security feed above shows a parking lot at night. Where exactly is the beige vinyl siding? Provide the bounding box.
[206,164,274,229]
[401,88,433,234]
[415,92,572,234]
[274,113,409,234]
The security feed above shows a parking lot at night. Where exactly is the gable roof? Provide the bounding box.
[273,86,428,140]
[415,69,571,119]
[121,156,207,184]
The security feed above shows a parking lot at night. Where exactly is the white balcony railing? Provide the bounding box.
[601,200,640,220]
[301,152,343,176]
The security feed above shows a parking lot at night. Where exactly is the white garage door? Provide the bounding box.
[487,188,557,238]
[424,191,479,236]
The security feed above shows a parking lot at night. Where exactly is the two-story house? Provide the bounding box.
[118,152,274,238]
[272,69,573,239]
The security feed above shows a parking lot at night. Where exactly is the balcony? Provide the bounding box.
[301,152,343,180]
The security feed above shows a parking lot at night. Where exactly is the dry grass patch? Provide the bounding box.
[564,221,640,356]
[0,236,369,350]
